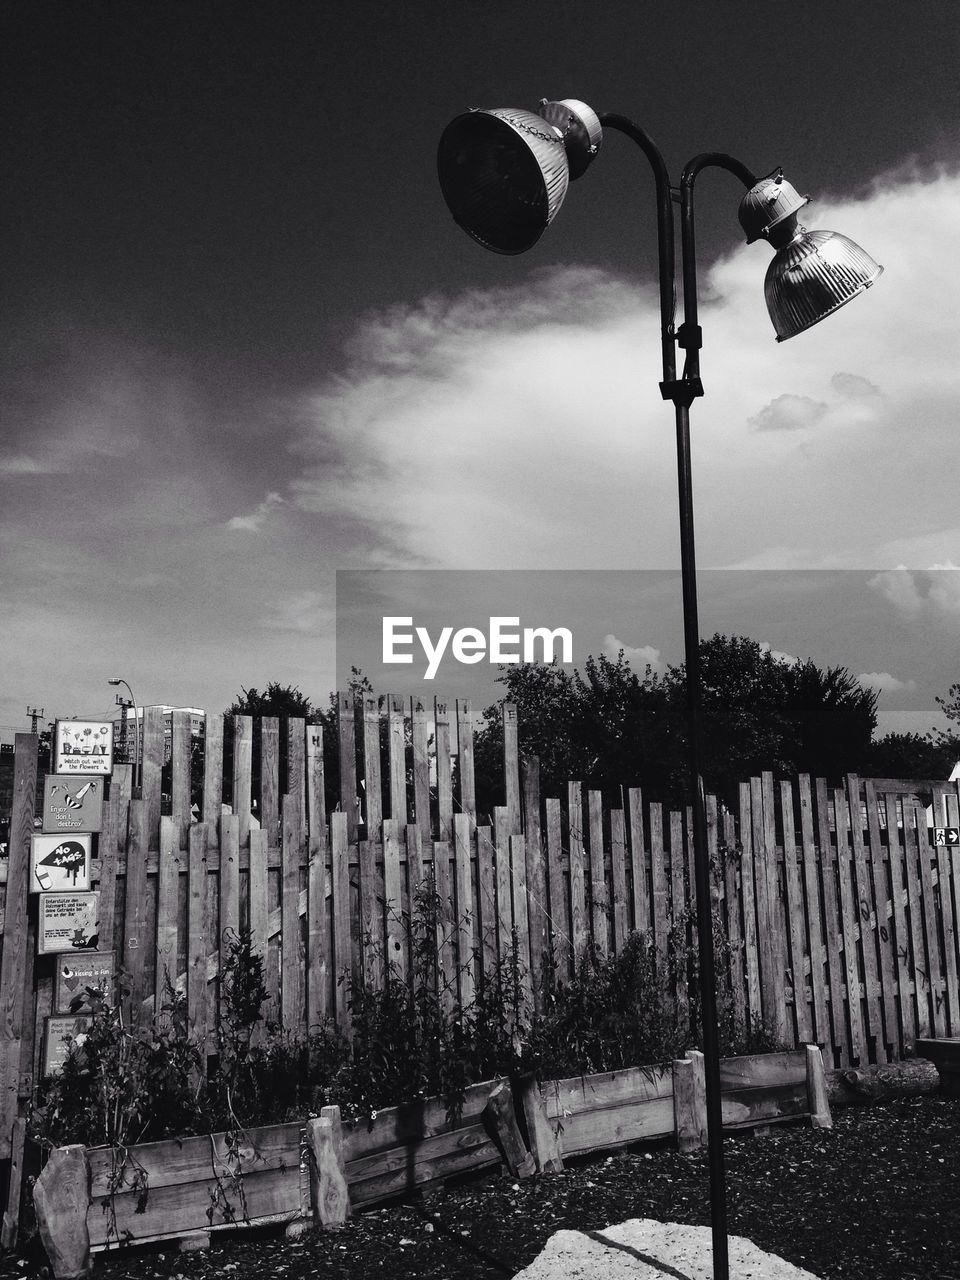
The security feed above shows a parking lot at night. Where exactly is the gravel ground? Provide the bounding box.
[4,1094,959,1279]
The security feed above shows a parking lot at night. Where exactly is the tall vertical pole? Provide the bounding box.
[675,398,728,1280]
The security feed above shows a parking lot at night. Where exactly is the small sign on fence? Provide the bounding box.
[934,827,960,846]
[31,833,92,892]
[42,775,104,833]
[54,951,115,1014]
[42,1015,93,1077]
[38,891,99,955]
[53,720,114,776]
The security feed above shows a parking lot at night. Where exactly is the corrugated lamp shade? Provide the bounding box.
[765,228,883,341]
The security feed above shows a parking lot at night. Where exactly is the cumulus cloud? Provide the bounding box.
[759,642,800,666]
[261,590,330,633]
[602,634,661,671]
[869,566,960,617]
[228,491,285,532]
[284,167,960,572]
[856,671,917,693]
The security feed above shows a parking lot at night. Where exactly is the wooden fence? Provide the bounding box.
[2,693,960,1233]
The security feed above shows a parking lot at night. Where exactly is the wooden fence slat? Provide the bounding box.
[902,802,930,1040]
[307,823,328,1030]
[521,756,547,1011]
[476,824,498,993]
[847,775,884,1061]
[187,823,208,1053]
[755,773,787,1043]
[453,813,475,1008]
[797,775,828,1050]
[913,801,944,1038]
[170,710,192,851]
[721,805,746,1033]
[288,717,306,816]
[649,802,670,982]
[98,762,131,953]
[737,783,761,1031]
[864,779,899,1055]
[511,835,533,1011]
[567,784,588,966]
[260,717,280,843]
[362,696,382,840]
[383,819,404,985]
[219,814,240,947]
[933,786,960,1038]
[588,790,607,958]
[156,817,180,1024]
[281,793,304,1032]
[358,835,383,993]
[610,809,628,952]
[435,698,453,843]
[502,703,521,836]
[387,696,408,826]
[337,693,358,843]
[123,800,150,1018]
[249,827,270,1036]
[202,713,224,825]
[493,808,513,973]
[815,778,848,1064]
[627,787,648,941]
[434,840,456,1015]
[833,789,867,1064]
[670,808,687,1026]
[780,781,810,1045]
[883,792,916,1050]
[411,698,431,843]
[232,715,253,848]
[141,706,164,840]
[544,797,568,984]
[306,722,327,856]
[456,700,476,822]
[330,814,352,1034]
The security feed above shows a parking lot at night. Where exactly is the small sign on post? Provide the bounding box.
[31,834,92,893]
[42,1016,93,1077]
[54,952,115,1014]
[38,892,99,955]
[935,827,960,847]
[53,721,114,776]
[42,776,104,833]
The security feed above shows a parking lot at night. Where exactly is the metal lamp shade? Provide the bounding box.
[765,228,883,341]
[437,108,570,254]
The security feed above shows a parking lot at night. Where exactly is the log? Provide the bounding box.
[33,1145,91,1279]
[307,1109,350,1229]
[826,1058,940,1105]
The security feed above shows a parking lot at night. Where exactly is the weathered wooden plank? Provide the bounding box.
[220,813,240,947]
[0,735,36,1163]
[232,715,253,848]
[483,1081,534,1177]
[281,793,304,1032]
[307,826,328,1030]
[476,823,498,993]
[649,802,670,982]
[382,819,404,983]
[780,781,810,1044]
[187,824,208,1052]
[515,1074,563,1174]
[122,800,150,1018]
[456,699,476,822]
[833,790,867,1064]
[433,840,456,1015]
[864,779,899,1054]
[330,814,352,1033]
[97,762,131,954]
[411,696,431,843]
[751,776,784,1042]
[627,787,648,941]
[847,775,884,1060]
[913,802,944,1037]
[361,694,382,840]
[567,784,588,966]
[493,808,513,974]
[669,808,688,1025]
[502,702,521,836]
[545,797,568,984]
[805,1044,833,1128]
[32,1143,91,1273]
[1,1116,28,1249]
[347,1128,501,1207]
[610,809,628,954]
[434,697,453,842]
[337,693,358,843]
[305,722,326,857]
[511,835,533,1011]
[588,790,607,958]
[287,717,306,817]
[140,706,164,843]
[249,828,269,966]
[170,710,192,852]
[260,717,280,844]
[738,783,761,1031]
[902,801,931,1039]
[521,756,547,1011]
[308,1111,350,1228]
[721,804,747,1034]
[156,817,180,1023]
[932,786,960,1038]
[540,1064,674,1117]
[719,1084,809,1129]
[674,1052,707,1153]
[387,696,408,826]
[797,775,828,1051]
[341,1079,500,1160]
[453,814,475,1007]
[202,714,224,826]
[548,1097,676,1156]
[815,778,847,1062]
[884,792,917,1049]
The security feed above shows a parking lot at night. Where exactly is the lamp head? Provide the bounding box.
[107,679,121,686]
[437,99,601,254]
[741,172,883,340]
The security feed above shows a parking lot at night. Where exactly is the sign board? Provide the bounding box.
[31,833,92,892]
[935,826,960,846]
[54,951,115,1014]
[38,891,100,955]
[53,720,114,776]
[42,775,104,833]
[42,1015,93,1077]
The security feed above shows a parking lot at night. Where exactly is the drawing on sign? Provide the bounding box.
[43,1015,93,1076]
[54,720,114,776]
[31,833,92,892]
[935,827,959,846]
[55,952,115,1014]
[38,891,99,954]
[43,776,104,833]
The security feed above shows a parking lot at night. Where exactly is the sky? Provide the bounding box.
[2,3,959,743]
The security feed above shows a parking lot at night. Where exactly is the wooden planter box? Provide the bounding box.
[31,1077,532,1278]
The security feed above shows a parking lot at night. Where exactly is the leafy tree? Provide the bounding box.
[864,732,960,780]
[227,682,315,720]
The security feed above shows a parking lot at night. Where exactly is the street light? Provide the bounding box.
[107,677,141,795]
[437,98,881,1280]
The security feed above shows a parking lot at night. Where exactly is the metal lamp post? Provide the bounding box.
[107,677,141,795]
[437,98,881,1280]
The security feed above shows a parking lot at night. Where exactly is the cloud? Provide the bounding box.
[759,642,800,666]
[0,454,51,476]
[284,166,960,572]
[602,634,661,671]
[749,394,828,432]
[261,590,331,633]
[869,567,960,617]
[228,492,285,532]
[856,671,917,693]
